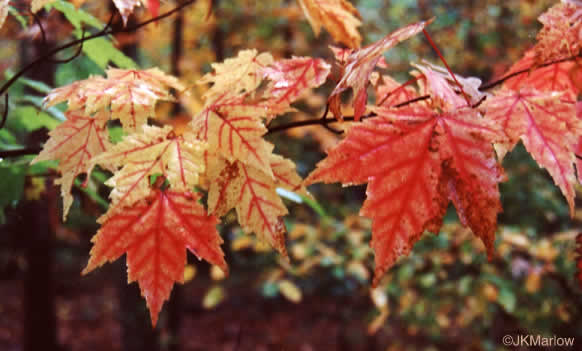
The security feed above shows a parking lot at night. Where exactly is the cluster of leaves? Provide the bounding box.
[307,0,582,287]
[31,48,331,323]
[3,0,582,327]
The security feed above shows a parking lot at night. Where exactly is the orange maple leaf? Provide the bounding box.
[83,188,226,326]
[298,0,362,48]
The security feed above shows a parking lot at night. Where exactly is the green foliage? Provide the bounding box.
[47,1,136,69]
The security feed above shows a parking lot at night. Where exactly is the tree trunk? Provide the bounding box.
[20,13,59,351]
[21,190,59,351]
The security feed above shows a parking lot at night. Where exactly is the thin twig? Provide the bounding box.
[0,0,198,128]
[30,11,47,45]
[266,95,431,135]
[0,146,43,158]
[267,48,582,135]
[422,28,471,106]
[0,94,8,129]
[480,52,582,91]
[50,29,86,63]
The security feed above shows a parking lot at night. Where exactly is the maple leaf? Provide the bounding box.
[32,111,112,220]
[90,125,206,212]
[270,153,310,197]
[413,62,485,108]
[199,49,274,101]
[502,50,582,96]
[44,68,185,132]
[0,0,9,30]
[328,20,430,121]
[297,0,363,49]
[261,57,331,116]
[307,102,505,285]
[83,188,226,326]
[207,157,288,256]
[374,74,422,108]
[535,1,582,62]
[484,88,580,214]
[190,95,274,175]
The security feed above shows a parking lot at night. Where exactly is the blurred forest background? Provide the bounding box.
[1,0,581,350]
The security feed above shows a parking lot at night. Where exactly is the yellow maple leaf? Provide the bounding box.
[270,153,310,198]
[32,111,112,220]
[298,0,362,48]
[207,156,288,257]
[190,95,274,177]
[90,125,206,213]
[44,68,185,132]
[199,49,274,100]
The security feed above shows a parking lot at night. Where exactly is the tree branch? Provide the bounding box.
[0,147,43,158]
[268,51,582,135]
[0,0,198,128]
[266,95,430,135]
[480,52,582,91]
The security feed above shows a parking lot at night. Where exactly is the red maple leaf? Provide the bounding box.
[485,88,581,214]
[535,1,582,62]
[261,56,331,116]
[502,50,582,96]
[83,188,226,326]
[307,103,505,285]
[328,20,430,121]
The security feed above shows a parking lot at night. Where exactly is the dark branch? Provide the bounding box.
[480,52,582,91]
[0,146,43,158]
[0,94,8,129]
[30,11,48,45]
[266,95,431,135]
[267,50,582,135]
[50,29,86,64]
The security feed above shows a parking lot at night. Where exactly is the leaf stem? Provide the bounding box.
[422,28,471,106]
